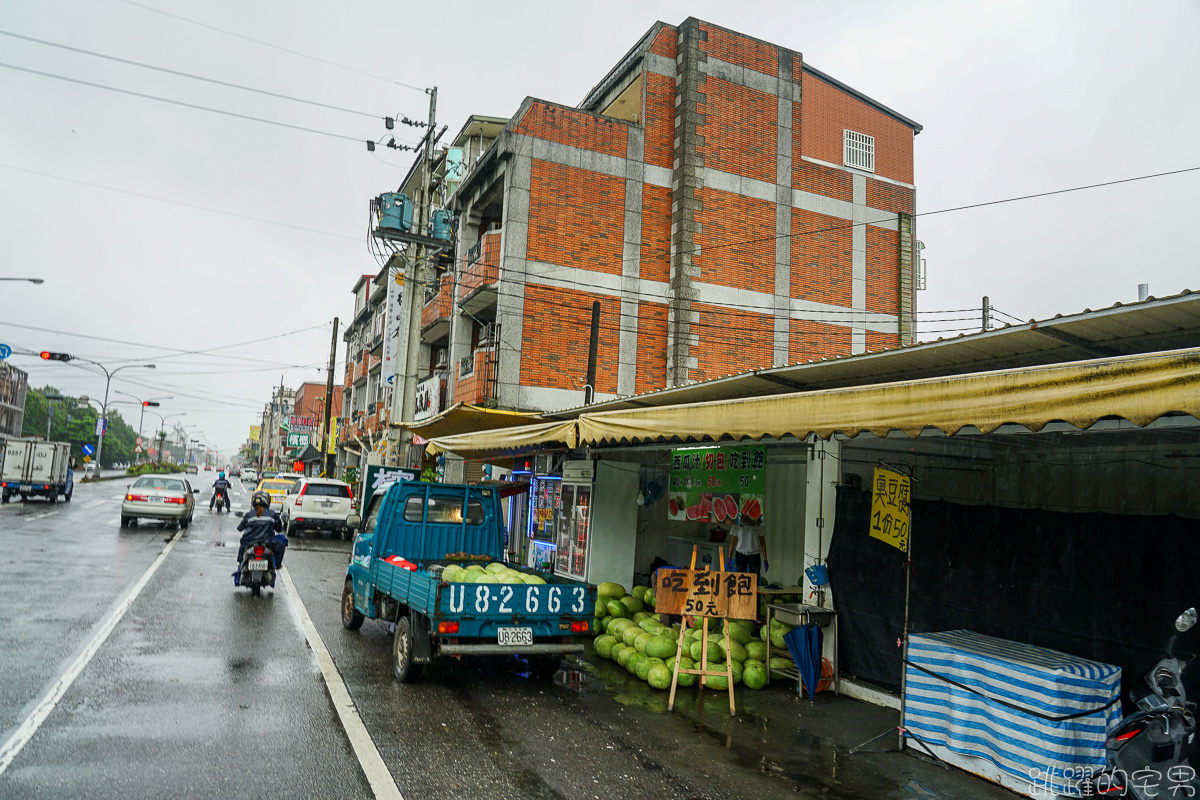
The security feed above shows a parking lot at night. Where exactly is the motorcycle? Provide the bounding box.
[210,486,231,512]
[1095,607,1198,798]
[237,543,276,597]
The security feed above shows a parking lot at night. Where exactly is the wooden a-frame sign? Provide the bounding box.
[655,545,758,716]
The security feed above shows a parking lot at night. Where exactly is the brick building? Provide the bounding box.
[441,18,920,413]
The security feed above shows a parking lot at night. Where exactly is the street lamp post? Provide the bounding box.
[0,277,44,284]
[145,411,186,463]
[38,355,156,468]
[43,394,66,441]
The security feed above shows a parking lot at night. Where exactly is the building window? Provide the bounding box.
[843,130,875,173]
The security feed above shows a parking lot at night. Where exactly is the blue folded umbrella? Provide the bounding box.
[784,624,823,701]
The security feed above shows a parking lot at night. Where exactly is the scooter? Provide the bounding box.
[237,543,276,597]
[1094,607,1198,797]
[210,487,231,513]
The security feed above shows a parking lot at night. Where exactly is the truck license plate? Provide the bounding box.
[497,627,532,646]
[20,484,32,492]
[248,560,269,571]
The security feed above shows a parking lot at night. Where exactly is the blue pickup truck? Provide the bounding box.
[340,480,597,682]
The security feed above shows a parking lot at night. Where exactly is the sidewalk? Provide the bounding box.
[563,652,1019,800]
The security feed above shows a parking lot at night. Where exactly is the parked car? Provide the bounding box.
[121,475,198,528]
[254,478,294,514]
[281,478,357,539]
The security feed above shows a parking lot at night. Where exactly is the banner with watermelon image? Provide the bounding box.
[667,446,766,525]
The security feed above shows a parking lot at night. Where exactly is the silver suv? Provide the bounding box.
[282,478,357,538]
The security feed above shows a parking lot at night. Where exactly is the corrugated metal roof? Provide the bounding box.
[546,290,1200,419]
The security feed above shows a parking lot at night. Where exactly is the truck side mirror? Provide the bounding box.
[347,515,361,528]
[1177,608,1198,633]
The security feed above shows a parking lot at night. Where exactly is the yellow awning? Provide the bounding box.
[407,403,540,439]
[576,347,1200,445]
[426,419,579,460]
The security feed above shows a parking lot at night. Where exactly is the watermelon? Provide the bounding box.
[743,663,768,689]
[742,658,765,672]
[690,640,723,664]
[705,674,729,690]
[637,656,664,681]
[523,575,546,585]
[475,574,499,584]
[626,652,645,676]
[725,621,754,645]
[594,635,617,659]
[633,632,653,653]
[729,660,743,686]
[621,626,643,647]
[440,565,463,583]
[676,667,698,687]
[768,656,794,674]
[610,643,629,663]
[632,611,652,624]
[606,600,629,619]
[594,600,608,619]
[610,618,635,636]
[616,645,636,667]
[485,562,507,573]
[644,588,656,607]
[647,663,672,690]
[719,639,748,663]
[645,636,676,659]
[632,586,649,602]
[745,640,768,662]
[597,582,626,600]
[620,595,644,615]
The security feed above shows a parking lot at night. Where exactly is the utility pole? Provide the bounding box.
[320,317,339,478]
[982,296,991,332]
[397,86,438,469]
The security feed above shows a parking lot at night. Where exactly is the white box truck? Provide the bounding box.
[1,439,74,503]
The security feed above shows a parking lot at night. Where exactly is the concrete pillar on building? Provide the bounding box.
[495,143,532,409]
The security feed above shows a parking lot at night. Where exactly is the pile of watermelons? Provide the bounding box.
[590,582,796,691]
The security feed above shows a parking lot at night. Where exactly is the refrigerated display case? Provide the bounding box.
[526,476,559,571]
[555,461,595,582]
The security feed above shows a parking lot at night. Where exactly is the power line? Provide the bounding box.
[0,164,360,242]
[114,0,426,93]
[0,61,365,142]
[0,29,383,119]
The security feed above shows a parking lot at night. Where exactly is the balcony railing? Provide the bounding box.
[421,285,453,331]
[459,230,501,297]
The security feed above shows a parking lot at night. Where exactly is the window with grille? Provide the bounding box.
[843,130,875,172]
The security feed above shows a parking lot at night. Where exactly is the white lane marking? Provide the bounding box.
[0,529,184,776]
[280,568,404,800]
[27,511,59,521]
[83,499,107,509]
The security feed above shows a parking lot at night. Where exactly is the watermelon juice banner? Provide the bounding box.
[667,446,766,525]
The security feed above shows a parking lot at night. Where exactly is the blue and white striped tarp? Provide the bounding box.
[904,631,1121,798]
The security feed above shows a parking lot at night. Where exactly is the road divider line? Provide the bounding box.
[0,529,185,777]
[27,511,59,521]
[279,568,404,800]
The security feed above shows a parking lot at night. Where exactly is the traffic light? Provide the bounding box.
[40,351,73,362]
[143,401,160,407]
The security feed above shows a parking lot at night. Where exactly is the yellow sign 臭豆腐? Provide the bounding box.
[870,466,910,552]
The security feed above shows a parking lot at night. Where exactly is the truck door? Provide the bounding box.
[32,443,55,483]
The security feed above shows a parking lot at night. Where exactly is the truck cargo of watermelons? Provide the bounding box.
[341,480,596,682]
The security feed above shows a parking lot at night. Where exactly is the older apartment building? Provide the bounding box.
[425,18,919,415]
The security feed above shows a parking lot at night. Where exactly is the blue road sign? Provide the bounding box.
[82,443,95,456]
[0,344,11,359]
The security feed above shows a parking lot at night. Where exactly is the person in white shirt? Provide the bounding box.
[726,523,769,575]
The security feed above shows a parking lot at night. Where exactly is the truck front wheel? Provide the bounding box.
[341,579,364,631]
[392,617,422,682]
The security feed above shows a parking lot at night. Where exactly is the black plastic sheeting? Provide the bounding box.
[826,487,1200,708]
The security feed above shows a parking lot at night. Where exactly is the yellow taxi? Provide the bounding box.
[254,478,295,514]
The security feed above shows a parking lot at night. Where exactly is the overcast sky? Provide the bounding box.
[1,0,1197,456]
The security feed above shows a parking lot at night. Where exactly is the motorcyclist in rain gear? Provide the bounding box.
[233,491,286,586]
[210,472,232,511]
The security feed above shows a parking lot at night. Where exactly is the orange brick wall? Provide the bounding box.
[514,101,628,159]
[641,185,671,283]
[791,208,852,305]
[527,161,624,275]
[691,303,775,382]
[636,302,668,394]
[699,23,778,77]
[866,178,915,214]
[790,319,852,361]
[520,285,621,394]
[866,330,900,352]
[648,26,677,59]
[865,227,899,313]
[696,77,777,184]
[794,158,853,202]
[643,71,675,169]
[799,71,914,185]
[694,187,774,294]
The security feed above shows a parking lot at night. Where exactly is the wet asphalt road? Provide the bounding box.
[1,474,1010,800]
